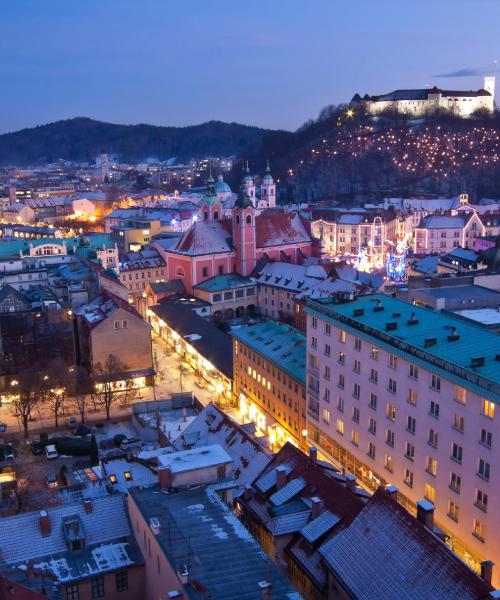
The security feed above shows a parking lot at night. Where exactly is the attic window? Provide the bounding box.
[109,474,118,484]
[471,357,485,368]
[385,322,397,331]
[124,471,132,481]
[353,308,364,317]
[424,338,437,348]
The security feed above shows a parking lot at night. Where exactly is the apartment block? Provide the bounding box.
[305,294,500,584]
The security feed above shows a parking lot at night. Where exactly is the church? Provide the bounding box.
[155,167,316,293]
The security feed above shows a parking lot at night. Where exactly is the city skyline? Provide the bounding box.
[2,0,499,134]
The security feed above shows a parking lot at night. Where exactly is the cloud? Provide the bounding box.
[434,68,489,78]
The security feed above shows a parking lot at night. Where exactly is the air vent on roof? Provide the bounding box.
[407,311,419,326]
[386,322,397,331]
[496,355,500,362]
[150,517,160,535]
[392,312,401,318]
[374,301,384,313]
[447,334,460,342]
[424,338,437,347]
[471,356,485,368]
[353,308,364,317]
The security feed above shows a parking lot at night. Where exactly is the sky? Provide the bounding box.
[1,0,499,134]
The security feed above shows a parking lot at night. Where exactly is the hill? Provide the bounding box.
[0,117,290,165]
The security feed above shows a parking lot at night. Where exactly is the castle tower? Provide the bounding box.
[232,181,256,276]
[484,76,496,99]
[260,160,276,208]
[98,152,109,182]
[201,174,221,221]
[243,161,256,202]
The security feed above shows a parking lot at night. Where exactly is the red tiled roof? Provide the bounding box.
[255,212,312,249]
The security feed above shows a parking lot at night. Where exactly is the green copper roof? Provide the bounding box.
[231,321,306,385]
[0,234,115,259]
[305,294,500,402]
[194,274,254,293]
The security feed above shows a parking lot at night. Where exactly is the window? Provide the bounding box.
[354,337,361,351]
[325,323,331,335]
[450,472,461,494]
[311,316,317,329]
[385,454,394,472]
[351,430,359,446]
[336,418,344,435]
[322,409,330,425]
[323,388,330,403]
[428,428,438,448]
[404,440,416,460]
[370,346,379,360]
[408,389,417,406]
[473,519,486,542]
[324,366,331,381]
[311,337,317,350]
[338,330,346,343]
[352,406,360,423]
[424,483,435,503]
[448,501,459,522]
[115,571,128,592]
[353,383,360,399]
[389,354,398,369]
[476,489,488,512]
[370,369,378,383]
[354,359,361,374]
[481,399,495,419]
[369,393,377,410]
[369,417,377,434]
[455,386,466,404]
[409,364,418,379]
[429,401,440,418]
[337,396,344,412]
[452,443,463,463]
[338,351,345,365]
[406,416,416,434]
[386,403,396,421]
[91,578,105,599]
[431,374,441,391]
[338,374,345,389]
[480,428,492,449]
[478,459,490,481]
[368,442,376,459]
[388,378,397,394]
[403,468,414,488]
[202,267,208,277]
[453,414,464,432]
[66,585,79,600]
[324,344,331,357]
[386,429,395,447]
[426,456,437,476]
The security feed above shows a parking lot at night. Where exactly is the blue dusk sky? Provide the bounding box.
[1,0,499,133]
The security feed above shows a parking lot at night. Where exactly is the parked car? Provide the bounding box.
[46,472,58,488]
[120,437,143,451]
[66,417,78,429]
[4,443,14,461]
[54,436,91,457]
[74,424,92,438]
[30,441,44,455]
[45,445,58,460]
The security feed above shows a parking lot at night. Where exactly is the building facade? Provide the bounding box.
[305,294,500,584]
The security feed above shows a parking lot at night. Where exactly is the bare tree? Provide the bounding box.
[92,354,131,420]
[43,360,72,428]
[11,370,43,438]
[69,365,91,424]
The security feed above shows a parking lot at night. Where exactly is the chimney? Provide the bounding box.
[310,496,322,520]
[480,560,494,585]
[83,499,93,513]
[159,466,172,490]
[345,474,356,493]
[258,580,272,600]
[385,485,398,502]
[39,510,51,537]
[416,500,434,530]
[276,466,287,489]
[309,447,318,463]
[243,484,253,500]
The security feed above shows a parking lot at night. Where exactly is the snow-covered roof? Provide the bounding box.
[419,215,467,229]
[171,220,233,255]
[157,444,233,473]
[254,261,327,293]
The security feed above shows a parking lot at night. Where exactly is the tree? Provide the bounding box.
[43,360,71,428]
[11,370,44,438]
[92,354,131,420]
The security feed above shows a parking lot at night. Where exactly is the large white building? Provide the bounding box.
[352,76,495,118]
[305,293,500,585]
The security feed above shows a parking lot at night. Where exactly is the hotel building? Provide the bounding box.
[305,293,500,584]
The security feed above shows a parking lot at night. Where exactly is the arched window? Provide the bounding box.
[204,211,208,220]
[213,211,219,220]
[235,215,240,224]
[246,215,252,224]
[175,266,185,277]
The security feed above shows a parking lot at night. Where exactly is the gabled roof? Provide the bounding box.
[0,284,30,305]
[319,488,493,600]
[170,219,233,256]
[255,212,312,248]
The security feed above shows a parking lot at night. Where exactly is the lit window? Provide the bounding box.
[338,330,346,343]
[424,483,435,503]
[322,409,330,425]
[448,501,459,522]
[389,354,398,369]
[124,471,132,481]
[481,399,495,419]
[408,389,417,406]
[404,468,413,488]
[454,386,466,404]
[109,474,118,484]
[453,414,464,432]
[351,430,359,446]
[426,456,437,476]
[473,519,486,541]
[336,418,344,435]
[428,428,438,448]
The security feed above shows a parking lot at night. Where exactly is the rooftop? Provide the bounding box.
[194,273,254,293]
[130,486,299,600]
[305,294,500,402]
[231,321,306,385]
[156,444,233,473]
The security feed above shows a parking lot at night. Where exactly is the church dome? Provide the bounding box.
[215,174,231,194]
[262,161,273,184]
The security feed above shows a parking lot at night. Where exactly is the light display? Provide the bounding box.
[353,246,370,272]
[385,240,408,282]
